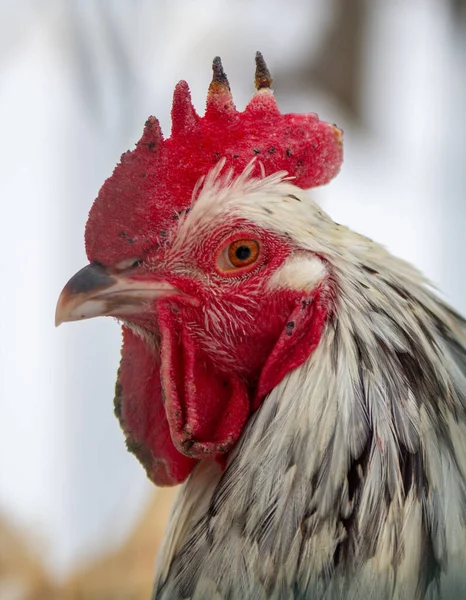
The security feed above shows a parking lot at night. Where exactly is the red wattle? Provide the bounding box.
[157,300,251,459]
[116,327,197,486]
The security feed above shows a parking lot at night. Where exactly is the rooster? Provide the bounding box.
[56,54,466,599]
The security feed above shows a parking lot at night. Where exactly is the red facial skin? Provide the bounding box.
[110,223,330,486]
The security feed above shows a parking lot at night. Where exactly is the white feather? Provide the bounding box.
[152,165,466,599]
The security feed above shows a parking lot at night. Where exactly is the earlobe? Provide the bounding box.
[254,290,329,409]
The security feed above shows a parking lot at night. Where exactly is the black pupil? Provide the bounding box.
[235,245,251,261]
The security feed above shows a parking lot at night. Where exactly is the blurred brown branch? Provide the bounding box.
[0,488,177,600]
[61,489,177,600]
[0,515,57,600]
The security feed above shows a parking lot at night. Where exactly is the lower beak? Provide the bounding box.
[55,262,177,326]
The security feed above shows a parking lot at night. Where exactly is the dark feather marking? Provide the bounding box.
[330,316,340,373]
[395,348,444,400]
[393,341,463,467]
[312,430,337,497]
[161,516,213,598]
[362,265,379,275]
[333,437,372,570]
[353,333,372,372]
[414,313,438,348]
[419,503,442,596]
[444,335,466,410]
[372,321,463,501]
[383,279,411,301]
[399,446,427,499]
[209,463,245,516]
[445,333,466,364]
[421,300,466,336]
[371,303,447,402]
[254,497,278,547]
[237,497,255,536]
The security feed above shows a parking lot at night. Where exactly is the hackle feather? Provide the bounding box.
[153,167,466,600]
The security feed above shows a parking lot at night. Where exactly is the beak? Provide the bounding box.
[55,262,177,327]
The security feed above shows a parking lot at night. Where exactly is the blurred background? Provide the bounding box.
[0,0,465,597]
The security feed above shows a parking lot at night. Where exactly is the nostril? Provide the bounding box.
[114,257,143,271]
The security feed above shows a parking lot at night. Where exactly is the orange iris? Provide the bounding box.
[227,239,260,268]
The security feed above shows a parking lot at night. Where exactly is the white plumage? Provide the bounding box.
[152,166,466,599]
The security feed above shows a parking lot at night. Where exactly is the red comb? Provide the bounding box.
[85,52,343,265]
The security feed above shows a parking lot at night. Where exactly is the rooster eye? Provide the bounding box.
[222,239,260,269]
[216,238,261,274]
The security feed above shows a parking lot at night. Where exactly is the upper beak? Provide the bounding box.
[55,262,178,327]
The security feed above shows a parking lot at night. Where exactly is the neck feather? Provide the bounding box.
[153,256,466,599]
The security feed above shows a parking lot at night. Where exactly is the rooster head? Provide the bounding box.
[56,54,343,486]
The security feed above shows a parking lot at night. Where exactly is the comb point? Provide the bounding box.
[207,56,236,114]
[209,56,231,92]
[136,116,163,152]
[171,80,199,136]
[254,51,273,90]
